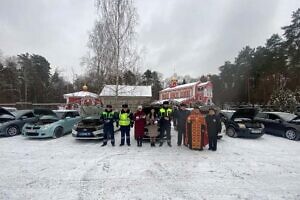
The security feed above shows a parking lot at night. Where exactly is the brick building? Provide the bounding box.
[159,80,213,105]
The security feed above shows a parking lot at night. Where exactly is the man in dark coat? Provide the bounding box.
[159,101,173,147]
[205,107,222,151]
[175,103,190,146]
[101,104,116,146]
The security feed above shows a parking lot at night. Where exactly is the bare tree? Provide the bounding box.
[84,0,139,101]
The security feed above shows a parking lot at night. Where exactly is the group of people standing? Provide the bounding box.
[100,101,222,151]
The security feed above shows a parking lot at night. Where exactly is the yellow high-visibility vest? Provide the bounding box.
[159,108,172,117]
[119,112,130,126]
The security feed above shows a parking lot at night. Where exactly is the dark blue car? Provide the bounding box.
[256,112,300,141]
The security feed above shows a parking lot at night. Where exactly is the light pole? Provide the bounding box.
[247,77,254,105]
[18,76,27,103]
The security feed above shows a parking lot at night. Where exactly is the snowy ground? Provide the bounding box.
[0,130,299,200]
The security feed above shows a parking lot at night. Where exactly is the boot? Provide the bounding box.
[159,142,163,147]
[151,142,155,147]
[101,143,107,147]
[167,142,172,147]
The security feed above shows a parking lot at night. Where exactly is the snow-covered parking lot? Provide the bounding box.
[0,131,299,200]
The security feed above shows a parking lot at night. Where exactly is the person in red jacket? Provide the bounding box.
[134,105,146,147]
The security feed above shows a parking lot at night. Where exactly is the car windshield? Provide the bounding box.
[37,117,58,125]
[11,111,27,119]
[0,114,15,123]
[54,112,65,119]
[276,113,297,121]
[222,111,234,119]
[79,117,102,127]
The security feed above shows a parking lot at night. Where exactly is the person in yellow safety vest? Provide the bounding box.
[117,104,134,146]
[158,101,173,147]
[100,104,116,147]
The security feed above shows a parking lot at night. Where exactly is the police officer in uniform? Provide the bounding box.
[175,103,190,146]
[159,101,173,147]
[118,104,134,146]
[101,105,116,146]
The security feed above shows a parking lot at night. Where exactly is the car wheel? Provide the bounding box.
[285,129,297,140]
[226,127,237,138]
[6,126,19,137]
[53,127,63,139]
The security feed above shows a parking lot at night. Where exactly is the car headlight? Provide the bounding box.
[73,124,78,130]
[238,123,246,128]
[41,124,51,129]
[95,125,104,131]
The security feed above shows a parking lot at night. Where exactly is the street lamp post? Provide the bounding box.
[18,76,27,103]
[247,77,254,105]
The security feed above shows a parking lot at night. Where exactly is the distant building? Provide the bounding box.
[159,79,213,105]
[63,85,102,109]
[99,85,152,110]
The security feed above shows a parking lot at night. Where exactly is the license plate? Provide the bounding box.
[27,130,36,133]
[251,130,261,134]
[79,132,91,136]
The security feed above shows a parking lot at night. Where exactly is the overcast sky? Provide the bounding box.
[0,0,299,81]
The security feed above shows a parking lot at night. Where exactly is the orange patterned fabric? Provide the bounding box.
[185,111,208,150]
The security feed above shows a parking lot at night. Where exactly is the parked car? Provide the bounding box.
[256,112,300,140]
[72,115,119,140]
[22,110,81,138]
[2,107,17,112]
[0,108,36,136]
[220,108,264,138]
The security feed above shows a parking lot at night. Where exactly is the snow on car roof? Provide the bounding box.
[100,85,152,97]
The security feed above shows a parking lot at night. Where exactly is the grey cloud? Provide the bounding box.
[0,0,299,80]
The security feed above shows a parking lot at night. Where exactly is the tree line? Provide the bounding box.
[0,53,74,103]
[0,52,162,103]
[209,8,300,109]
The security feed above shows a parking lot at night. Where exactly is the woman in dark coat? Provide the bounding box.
[134,105,146,147]
[146,108,159,147]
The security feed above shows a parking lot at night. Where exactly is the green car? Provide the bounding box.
[22,109,81,138]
